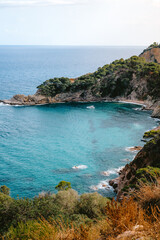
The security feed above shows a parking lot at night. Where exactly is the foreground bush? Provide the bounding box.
[4,198,160,240]
[0,188,110,236]
[2,178,160,240]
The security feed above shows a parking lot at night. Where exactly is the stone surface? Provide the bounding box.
[139,47,160,64]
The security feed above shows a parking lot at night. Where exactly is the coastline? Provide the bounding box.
[0,95,148,108]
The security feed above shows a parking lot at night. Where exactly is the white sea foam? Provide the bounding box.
[90,180,111,191]
[0,102,9,106]
[116,166,125,173]
[72,165,88,170]
[133,107,142,111]
[118,100,146,107]
[101,166,124,176]
[101,170,116,176]
[86,105,95,109]
[121,158,130,162]
[125,146,139,152]
[154,118,160,122]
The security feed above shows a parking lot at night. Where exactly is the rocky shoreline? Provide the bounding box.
[109,125,160,200]
[1,91,160,118]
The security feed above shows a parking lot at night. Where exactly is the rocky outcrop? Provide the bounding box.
[152,106,160,118]
[1,53,160,112]
[1,94,49,105]
[139,47,160,64]
[1,91,106,106]
[110,130,160,200]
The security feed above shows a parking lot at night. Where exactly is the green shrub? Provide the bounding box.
[136,166,160,183]
[54,189,79,215]
[143,129,160,139]
[55,180,71,191]
[0,185,10,195]
[77,192,110,219]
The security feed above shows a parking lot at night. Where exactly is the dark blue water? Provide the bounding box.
[0,46,157,198]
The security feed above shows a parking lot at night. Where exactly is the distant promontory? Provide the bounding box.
[139,42,160,64]
[1,44,160,117]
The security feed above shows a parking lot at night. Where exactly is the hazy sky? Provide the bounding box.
[0,0,160,45]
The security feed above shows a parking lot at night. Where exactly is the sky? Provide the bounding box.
[0,0,160,45]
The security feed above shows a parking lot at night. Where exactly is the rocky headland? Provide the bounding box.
[139,43,160,64]
[1,46,160,117]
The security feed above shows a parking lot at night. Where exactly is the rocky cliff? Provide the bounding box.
[139,46,160,64]
[110,128,160,200]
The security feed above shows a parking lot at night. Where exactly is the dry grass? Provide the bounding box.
[134,178,160,212]
[4,179,160,240]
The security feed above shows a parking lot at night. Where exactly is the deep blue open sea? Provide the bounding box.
[0,46,158,198]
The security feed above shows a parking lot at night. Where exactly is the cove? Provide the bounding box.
[0,102,158,198]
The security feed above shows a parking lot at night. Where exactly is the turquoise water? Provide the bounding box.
[0,102,158,198]
[0,46,158,198]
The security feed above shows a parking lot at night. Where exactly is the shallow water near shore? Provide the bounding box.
[0,102,157,198]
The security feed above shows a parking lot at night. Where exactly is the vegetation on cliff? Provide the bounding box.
[37,56,160,100]
[112,128,160,201]
[143,129,160,139]
[148,42,160,49]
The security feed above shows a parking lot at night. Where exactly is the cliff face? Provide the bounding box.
[110,130,160,200]
[139,47,160,64]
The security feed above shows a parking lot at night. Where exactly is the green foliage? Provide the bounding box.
[77,192,109,219]
[122,184,139,193]
[0,185,110,235]
[55,189,78,215]
[36,55,160,100]
[5,221,38,240]
[0,185,10,195]
[148,42,160,48]
[55,180,71,191]
[37,77,71,97]
[71,75,96,92]
[144,129,160,147]
[143,129,160,139]
[136,166,160,183]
